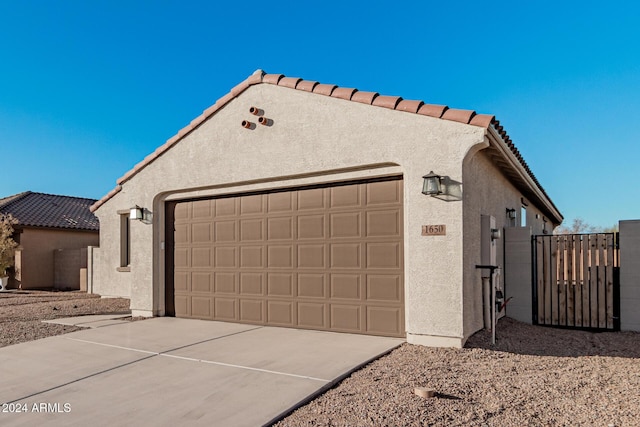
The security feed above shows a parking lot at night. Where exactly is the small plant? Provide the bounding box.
[0,214,18,277]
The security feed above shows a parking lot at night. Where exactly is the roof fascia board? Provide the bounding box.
[486,126,563,223]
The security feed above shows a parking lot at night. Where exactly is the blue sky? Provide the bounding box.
[1,1,638,228]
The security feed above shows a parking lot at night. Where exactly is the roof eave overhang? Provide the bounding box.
[485,126,563,224]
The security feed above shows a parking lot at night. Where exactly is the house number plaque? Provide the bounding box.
[422,225,446,236]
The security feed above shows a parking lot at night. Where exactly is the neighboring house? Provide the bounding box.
[0,192,100,290]
[89,70,562,347]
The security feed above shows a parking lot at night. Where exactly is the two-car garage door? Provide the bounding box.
[165,177,404,337]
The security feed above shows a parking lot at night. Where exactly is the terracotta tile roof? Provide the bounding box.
[0,192,99,231]
[90,69,559,221]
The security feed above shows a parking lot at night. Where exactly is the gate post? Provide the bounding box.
[504,227,533,324]
[620,220,640,332]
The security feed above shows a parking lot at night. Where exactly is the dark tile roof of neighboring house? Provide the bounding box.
[0,192,99,231]
[90,69,562,223]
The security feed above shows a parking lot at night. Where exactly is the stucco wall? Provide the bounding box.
[54,247,88,290]
[14,228,99,289]
[620,220,640,331]
[94,83,489,344]
[462,150,551,340]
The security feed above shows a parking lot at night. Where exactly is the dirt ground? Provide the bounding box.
[2,291,638,426]
[0,290,130,348]
[275,319,640,427]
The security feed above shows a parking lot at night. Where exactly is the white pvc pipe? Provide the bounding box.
[482,277,491,330]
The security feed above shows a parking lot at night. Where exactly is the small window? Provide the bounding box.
[120,213,131,268]
[521,206,527,227]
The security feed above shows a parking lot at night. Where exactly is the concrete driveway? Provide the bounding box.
[0,317,403,426]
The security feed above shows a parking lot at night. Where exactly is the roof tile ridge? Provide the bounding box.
[90,185,122,212]
[0,191,33,211]
[29,192,97,202]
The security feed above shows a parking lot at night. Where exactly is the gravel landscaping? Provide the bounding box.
[0,290,130,348]
[276,319,640,427]
[2,291,639,426]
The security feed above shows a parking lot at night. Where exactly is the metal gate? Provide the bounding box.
[532,233,620,330]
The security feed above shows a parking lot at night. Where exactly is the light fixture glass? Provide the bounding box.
[422,171,442,195]
[130,206,143,220]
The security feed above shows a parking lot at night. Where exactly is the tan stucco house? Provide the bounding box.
[90,70,562,347]
[0,191,100,290]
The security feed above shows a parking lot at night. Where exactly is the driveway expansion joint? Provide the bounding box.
[62,327,331,383]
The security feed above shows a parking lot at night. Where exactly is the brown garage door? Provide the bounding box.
[165,177,404,337]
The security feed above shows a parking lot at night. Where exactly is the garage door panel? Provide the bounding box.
[331,244,361,268]
[215,247,237,268]
[366,180,401,205]
[298,244,325,268]
[214,298,237,320]
[192,200,213,219]
[240,273,264,295]
[298,302,326,328]
[174,272,189,291]
[330,212,361,238]
[192,247,212,268]
[240,246,263,268]
[298,274,326,298]
[240,194,263,214]
[330,185,361,208]
[174,295,189,317]
[192,296,212,318]
[268,192,294,212]
[214,220,237,242]
[268,217,293,240]
[175,223,190,243]
[215,198,237,217]
[268,301,294,325]
[330,274,361,300]
[268,273,293,297]
[298,214,325,239]
[191,223,212,243]
[367,275,401,302]
[367,242,401,269]
[240,299,264,322]
[331,305,361,331]
[214,272,237,294]
[174,202,190,220]
[268,245,293,268]
[192,272,212,293]
[298,188,325,210]
[367,210,400,237]
[172,178,404,337]
[174,248,189,268]
[367,306,402,335]
[240,219,263,241]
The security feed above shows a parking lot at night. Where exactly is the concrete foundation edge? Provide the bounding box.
[407,333,464,348]
[131,310,154,317]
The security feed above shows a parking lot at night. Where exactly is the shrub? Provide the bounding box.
[0,214,18,277]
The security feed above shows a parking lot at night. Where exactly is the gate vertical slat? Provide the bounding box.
[597,234,607,329]
[573,234,582,327]
[566,234,575,326]
[606,233,614,329]
[550,236,559,325]
[543,236,552,325]
[581,235,590,328]
[536,237,545,324]
[558,236,566,326]
[532,232,618,331]
[589,234,599,328]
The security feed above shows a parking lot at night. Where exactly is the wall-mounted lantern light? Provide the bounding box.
[506,208,516,220]
[130,206,144,221]
[422,171,443,196]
